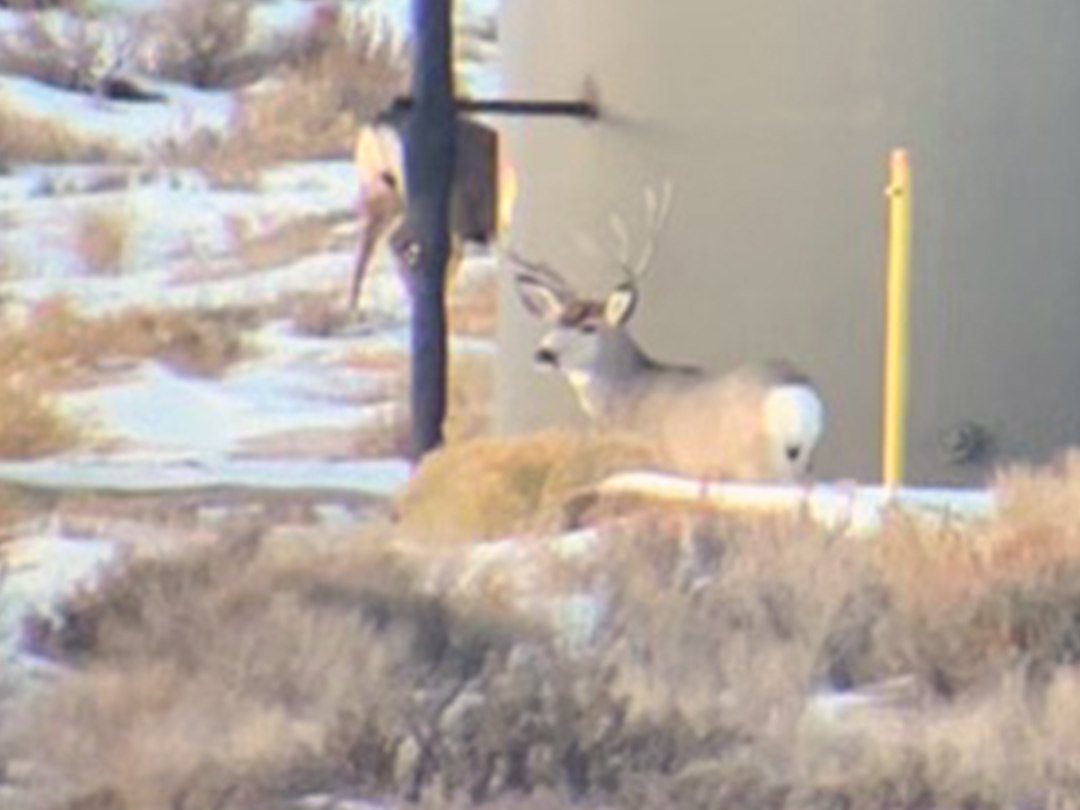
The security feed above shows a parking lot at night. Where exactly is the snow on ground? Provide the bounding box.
[0,456,410,498]
[0,75,234,156]
[63,361,365,459]
[0,161,357,288]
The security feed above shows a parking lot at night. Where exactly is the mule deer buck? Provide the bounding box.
[512,185,825,482]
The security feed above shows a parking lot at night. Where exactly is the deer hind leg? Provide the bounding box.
[350,171,405,311]
[349,227,382,311]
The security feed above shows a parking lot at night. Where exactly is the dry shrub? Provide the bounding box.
[864,452,1080,697]
[598,513,869,732]
[0,378,79,457]
[0,298,253,383]
[228,211,347,274]
[287,291,353,338]
[179,18,407,181]
[150,0,254,89]
[444,350,494,443]
[21,454,1080,808]
[0,497,943,809]
[0,102,125,164]
[0,0,87,9]
[0,11,111,92]
[879,454,1080,614]
[11,530,541,809]
[73,206,130,276]
[397,430,659,544]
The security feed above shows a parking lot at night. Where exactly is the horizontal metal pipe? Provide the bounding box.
[388,96,599,120]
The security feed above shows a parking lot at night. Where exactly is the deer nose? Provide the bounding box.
[534,347,559,368]
[786,444,802,462]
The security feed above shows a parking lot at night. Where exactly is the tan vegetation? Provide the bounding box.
[0,377,80,458]
[0,0,406,169]
[285,291,354,338]
[173,15,408,183]
[397,430,660,544]
[0,103,127,164]
[0,297,254,384]
[227,211,352,276]
[13,452,1080,808]
[0,0,87,10]
[73,206,131,276]
[0,8,112,92]
[150,0,255,89]
[0,299,257,457]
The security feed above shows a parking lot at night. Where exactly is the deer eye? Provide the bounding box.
[580,323,599,334]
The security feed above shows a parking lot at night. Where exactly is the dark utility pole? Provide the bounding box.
[406,0,457,461]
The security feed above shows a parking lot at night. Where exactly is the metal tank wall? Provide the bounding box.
[494,0,1080,484]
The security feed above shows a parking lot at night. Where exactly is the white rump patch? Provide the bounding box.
[764,385,825,474]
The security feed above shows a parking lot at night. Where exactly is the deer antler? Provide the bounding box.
[506,248,579,304]
[577,180,674,287]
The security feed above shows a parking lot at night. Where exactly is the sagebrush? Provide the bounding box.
[13,448,1080,808]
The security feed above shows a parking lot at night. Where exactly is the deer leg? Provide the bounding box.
[351,173,404,311]
[349,227,381,312]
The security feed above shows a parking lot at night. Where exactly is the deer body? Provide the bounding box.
[512,185,824,482]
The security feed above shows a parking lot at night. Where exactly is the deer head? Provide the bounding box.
[511,182,673,380]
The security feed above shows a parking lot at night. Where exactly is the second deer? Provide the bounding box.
[512,185,825,483]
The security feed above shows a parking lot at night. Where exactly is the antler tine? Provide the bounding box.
[505,247,578,300]
[644,179,675,234]
[604,179,675,286]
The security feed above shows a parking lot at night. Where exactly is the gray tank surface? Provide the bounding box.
[495,0,1080,484]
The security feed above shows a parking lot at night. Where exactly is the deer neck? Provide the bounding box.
[567,332,654,421]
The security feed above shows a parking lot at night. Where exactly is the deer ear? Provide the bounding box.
[515,274,566,322]
[604,283,638,326]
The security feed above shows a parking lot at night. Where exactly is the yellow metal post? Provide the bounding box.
[882,149,913,486]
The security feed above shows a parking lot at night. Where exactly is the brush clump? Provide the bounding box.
[396,429,659,544]
[14,453,1080,809]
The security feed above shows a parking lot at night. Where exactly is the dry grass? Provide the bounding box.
[0,378,80,458]
[0,9,109,93]
[173,17,407,183]
[150,0,255,89]
[17,452,1080,807]
[0,299,255,457]
[227,212,348,275]
[73,206,131,276]
[397,430,660,544]
[0,298,254,384]
[444,350,494,443]
[285,291,354,338]
[0,0,88,9]
[0,103,128,164]
[11,530,540,809]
